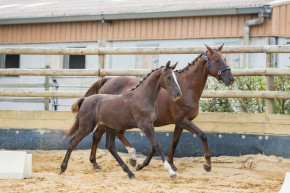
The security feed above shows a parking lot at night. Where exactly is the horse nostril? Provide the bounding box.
[177,91,181,97]
[231,77,235,83]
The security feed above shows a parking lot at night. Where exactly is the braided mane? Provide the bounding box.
[176,52,204,74]
[130,65,175,92]
[176,49,219,73]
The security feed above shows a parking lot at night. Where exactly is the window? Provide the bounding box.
[0,55,20,68]
[63,47,86,69]
[63,55,85,69]
[68,55,85,69]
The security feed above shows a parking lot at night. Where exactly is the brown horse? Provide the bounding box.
[60,61,182,179]
[85,44,235,172]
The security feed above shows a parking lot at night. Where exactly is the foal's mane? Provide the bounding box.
[130,65,175,92]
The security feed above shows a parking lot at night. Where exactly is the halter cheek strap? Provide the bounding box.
[203,51,231,83]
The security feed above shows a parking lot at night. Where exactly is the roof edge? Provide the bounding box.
[0,7,265,25]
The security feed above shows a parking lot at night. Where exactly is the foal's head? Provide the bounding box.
[160,61,182,100]
[204,44,235,86]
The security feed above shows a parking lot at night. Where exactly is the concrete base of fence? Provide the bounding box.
[1,128,290,158]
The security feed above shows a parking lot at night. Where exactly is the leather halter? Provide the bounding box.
[203,51,231,83]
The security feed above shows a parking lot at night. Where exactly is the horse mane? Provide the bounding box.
[176,52,204,74]
[129,65,175,92]
[176,49,219,74]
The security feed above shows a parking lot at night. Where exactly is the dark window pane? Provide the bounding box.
[69,55,85,69]
[5,55,20,68]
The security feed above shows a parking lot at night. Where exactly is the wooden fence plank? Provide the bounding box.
[0,90,289,99]
[1,68,290,76]
[0,45,290,55]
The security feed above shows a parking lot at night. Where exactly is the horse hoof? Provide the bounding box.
[170,173,177,179]
[129,158,137,167]
[58,171,64,175]
[172,166,178,172]
[130,175,136,179]
[136,164,142,171]
[203,164,211,172]
[93,164,102,170]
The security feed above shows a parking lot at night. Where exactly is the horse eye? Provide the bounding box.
[166,76,171,80]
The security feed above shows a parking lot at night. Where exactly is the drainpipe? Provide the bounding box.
[242,14,264,68]
[242,5,272,68]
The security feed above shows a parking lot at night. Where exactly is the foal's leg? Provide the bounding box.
[176,119,211,172]
[139,124,176,179]
[167,126,183,171]
[116,130,137,167]
[89,125,106,170]
[105,128,135,179]
[60,123,95,174]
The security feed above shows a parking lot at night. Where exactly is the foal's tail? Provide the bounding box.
[84,77,110,97]
[65,97,86,138]
[64,114,80,139]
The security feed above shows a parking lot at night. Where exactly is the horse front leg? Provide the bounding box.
[167,126,183,171]
[176,119,211,172]
[90,125,106,170]
[139,123,177,179]
[105,128,135,179]
[116,130,137,167]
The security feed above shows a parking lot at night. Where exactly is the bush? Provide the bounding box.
[199,75,289,114]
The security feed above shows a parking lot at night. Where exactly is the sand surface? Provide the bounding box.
[0,149,289,193]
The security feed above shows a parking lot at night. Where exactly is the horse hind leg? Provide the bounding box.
[116,129,137,167]
[136,146,156,171]
[89,125,106,170]
[106,128,135,179]
[60,123,96,174]
[167,126,183,171]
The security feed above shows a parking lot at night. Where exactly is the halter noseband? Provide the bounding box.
[203,51,231,83]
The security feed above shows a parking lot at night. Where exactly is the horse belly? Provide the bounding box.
[98,101,136,130]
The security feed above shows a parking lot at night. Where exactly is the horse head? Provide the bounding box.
[160,61,182,101]
[204,44,235,86]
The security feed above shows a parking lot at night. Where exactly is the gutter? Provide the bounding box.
[0,7,265,25]
[242,5,272,68]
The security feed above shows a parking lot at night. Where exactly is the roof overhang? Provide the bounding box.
[0,6,269,25]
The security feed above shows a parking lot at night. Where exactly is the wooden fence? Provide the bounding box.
[0,45,290,115]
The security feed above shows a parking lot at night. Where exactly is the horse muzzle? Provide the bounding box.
[173,91,182,101]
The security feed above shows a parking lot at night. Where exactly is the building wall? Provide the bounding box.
[0,14,276,44]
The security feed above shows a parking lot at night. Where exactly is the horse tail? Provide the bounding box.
[71,97,85,113]
[65,114,80,139]
[85,77,110,97]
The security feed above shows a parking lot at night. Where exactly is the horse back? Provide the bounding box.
[98,76,139,95]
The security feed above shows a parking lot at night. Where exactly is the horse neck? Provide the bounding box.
[178,57,209,100]
[134,69,162,103]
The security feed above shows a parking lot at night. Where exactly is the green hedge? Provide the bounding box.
[199,75,290,114]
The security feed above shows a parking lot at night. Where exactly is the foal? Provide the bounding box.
[60,61,182,179]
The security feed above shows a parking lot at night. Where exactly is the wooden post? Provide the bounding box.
[266,53,275,114]
[44,65,50,110]
[98,40,106,77]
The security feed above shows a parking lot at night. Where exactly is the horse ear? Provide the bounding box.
[205,44,214,54]
[218,43,224,51]
[165,61,171,69]
[171,62,178,70]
